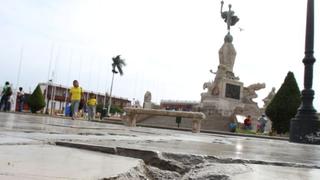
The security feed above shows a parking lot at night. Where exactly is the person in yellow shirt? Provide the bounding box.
[69,80,83,120]
[87,93,97,121]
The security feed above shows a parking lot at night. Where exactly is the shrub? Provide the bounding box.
[96,104,107,117]
[265,72,301,134]
[96,104,123,117]
[110,105,124,114]
[27,85,46,113]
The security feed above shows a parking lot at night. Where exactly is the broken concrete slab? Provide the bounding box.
[2,112,320,179]
[0,145,142,180]
[0,134,41,145]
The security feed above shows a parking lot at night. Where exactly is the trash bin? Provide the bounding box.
[65,103,72,117]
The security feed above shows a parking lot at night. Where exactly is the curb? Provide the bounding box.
[98,119,289,141]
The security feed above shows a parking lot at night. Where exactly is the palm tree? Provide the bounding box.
[106,55,126,116]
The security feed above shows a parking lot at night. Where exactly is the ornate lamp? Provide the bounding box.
[290,0,320,144]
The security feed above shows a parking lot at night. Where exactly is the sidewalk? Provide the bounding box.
[99,118,289,141]
[1,112,319,179]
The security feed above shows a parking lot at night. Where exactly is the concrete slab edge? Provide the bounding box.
[55,141,320,170]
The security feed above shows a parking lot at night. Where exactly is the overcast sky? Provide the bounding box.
[0,0,319,109]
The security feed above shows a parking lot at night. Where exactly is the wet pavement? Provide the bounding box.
[1,112,320,179]
[0,145,141,180]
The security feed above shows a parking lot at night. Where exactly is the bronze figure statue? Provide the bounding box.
[220,1,239,32]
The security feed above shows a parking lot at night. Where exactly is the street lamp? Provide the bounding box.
[290,0,320,144]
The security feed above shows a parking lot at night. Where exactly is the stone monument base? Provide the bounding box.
[201,97,244,131]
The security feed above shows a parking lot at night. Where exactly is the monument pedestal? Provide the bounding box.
[200,34,265,131]
[201,78,244,131]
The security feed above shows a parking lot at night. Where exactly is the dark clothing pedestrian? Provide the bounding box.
[257,115,268,133]
[17,87,25,112]
[0,82,12,112]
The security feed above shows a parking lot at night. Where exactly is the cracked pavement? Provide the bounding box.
[1,112,320,179]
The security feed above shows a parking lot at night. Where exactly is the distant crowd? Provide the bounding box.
[0,80,97,121]
[228,114,269,134]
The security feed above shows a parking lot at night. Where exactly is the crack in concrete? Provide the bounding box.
[78,132,105,136]
[55,141,320,179]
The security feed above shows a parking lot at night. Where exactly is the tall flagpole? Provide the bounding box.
[45,43,54,114]
[16,46,23,89]
[14,46,23,112]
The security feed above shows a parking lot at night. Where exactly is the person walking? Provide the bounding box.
[69,80,83,120]
[0,81,13,111]
[257,114,268,133]
[87,93,97,121]
[17,87,25,112]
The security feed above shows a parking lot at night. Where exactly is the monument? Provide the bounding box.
[143,91,152,109]
[262,87,276,109]
[200,1,265,131]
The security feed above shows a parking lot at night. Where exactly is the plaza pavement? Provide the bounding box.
[1,112,320,179]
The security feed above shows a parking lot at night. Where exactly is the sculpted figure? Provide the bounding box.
[242,83,266,104]
[263,87,276,108]
[218,43,236,73]
[144,91,152,103]
[202,81,220,97]
[220,1,239,32]
[203,81,214,94]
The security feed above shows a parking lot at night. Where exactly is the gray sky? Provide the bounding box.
[0,0,319,109]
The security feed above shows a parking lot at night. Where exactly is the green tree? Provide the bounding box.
[27,85,46,113]
[107,55,126,116]
[265,71,301,134]
[97,104,124,118]
[110,105,124,114]
[96,104,107,118]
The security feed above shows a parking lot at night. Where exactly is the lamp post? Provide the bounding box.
[290,0,320,144]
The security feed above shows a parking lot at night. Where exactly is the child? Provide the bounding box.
[87,93,97,121]
[244,115,252,130]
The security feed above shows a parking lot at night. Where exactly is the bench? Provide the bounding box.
[123,107,206,133]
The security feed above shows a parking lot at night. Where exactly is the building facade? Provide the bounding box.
[37,82,131,114]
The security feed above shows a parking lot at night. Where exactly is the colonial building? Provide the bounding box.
[37,82,131,114]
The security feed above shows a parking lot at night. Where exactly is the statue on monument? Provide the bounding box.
[214,1,240,77]
[220,0,239,43]
[202,81,219,97]
[262,87,276,108]
[242,83,266,104]
[220,0,239,32]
